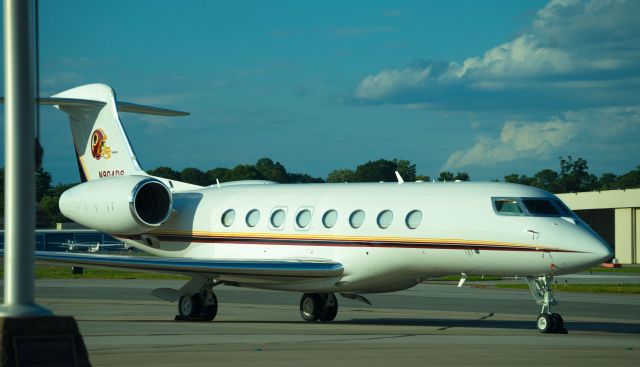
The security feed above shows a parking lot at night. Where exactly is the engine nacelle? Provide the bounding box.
[59,175,173,235]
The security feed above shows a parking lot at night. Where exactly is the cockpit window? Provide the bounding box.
[494,199,525,215]
[552,200,574,217]
[522,199,561,216]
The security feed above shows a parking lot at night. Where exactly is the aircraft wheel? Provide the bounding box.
[201,293,219,321]
[536,313,554,333]
[300,293,322,321]
[319,294,338,322]
[178,293,202,319]
[551,313,565,333]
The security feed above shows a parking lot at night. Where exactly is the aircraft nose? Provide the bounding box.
[589,235,613,264]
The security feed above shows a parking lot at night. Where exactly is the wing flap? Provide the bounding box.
[34,251,343,280]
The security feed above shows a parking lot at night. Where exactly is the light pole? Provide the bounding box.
[0,0,50,317]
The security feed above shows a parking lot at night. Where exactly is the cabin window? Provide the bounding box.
[246,209,260,227]
[270,209,286,228]
[522,199,561,216]
[221,209,235,227]
[349,210,365,229]
[322,210,338,228]
[405,210,422,229]
[493,198,525,216]
[377,210,393,229]
[296,209,312,229]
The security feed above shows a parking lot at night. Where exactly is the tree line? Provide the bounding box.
[0,156,638,228]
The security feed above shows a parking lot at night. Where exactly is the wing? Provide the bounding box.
[34,251,343,284]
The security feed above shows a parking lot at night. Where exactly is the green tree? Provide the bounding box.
[255,158,288,183]
[438,171,469,182]
[557,156,598,193]
[35,167,53,201]
[532,169,559,192]
[327,169,355,183]
[147,166,180,180]
[438,171,455,182]
[394,159,417,182]
[224,164,264,181]
[598,173,618,190]
[180,167,209,186]
[286,173,325,183]
[615,166,640,189]
[353,159,397,182]
[206,168,229,184]
[454,172,470,181]
[504,173,533,186]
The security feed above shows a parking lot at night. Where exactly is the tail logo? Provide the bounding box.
[90,128,112,160]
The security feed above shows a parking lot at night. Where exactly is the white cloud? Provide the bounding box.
[355,67,431,100]
[352,0,640,110]
[443,105,640,170]
[443,119,579,170]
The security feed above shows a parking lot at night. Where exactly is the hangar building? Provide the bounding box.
[557,188,640,264]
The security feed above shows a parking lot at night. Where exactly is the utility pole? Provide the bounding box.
[0,0,89,365]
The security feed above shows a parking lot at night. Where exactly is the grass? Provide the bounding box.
[496,283,640,294]
[0,265,187,280]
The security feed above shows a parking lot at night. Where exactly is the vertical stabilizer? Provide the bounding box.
[52,84,145,181]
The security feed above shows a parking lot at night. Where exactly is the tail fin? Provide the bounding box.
[50,83,188,181]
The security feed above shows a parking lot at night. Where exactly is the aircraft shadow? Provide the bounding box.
[332,318,640,334]
[161,316,640,335]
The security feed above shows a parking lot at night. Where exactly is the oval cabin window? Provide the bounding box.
[296,209,312,229]
[349,210,365,229]
[246,209,260,227]
[405,210,422,229]
[322,210,338,228]
[270,209,286,228]
[377,210,393,229]
[221,209,235,227]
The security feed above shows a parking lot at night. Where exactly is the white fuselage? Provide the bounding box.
[117,181,611,293]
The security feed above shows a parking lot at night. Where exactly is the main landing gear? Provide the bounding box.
[527,276,566,334]
[299,293,338,322]
[176,282,218,321]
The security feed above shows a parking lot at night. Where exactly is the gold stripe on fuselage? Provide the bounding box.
[148,229,566,252]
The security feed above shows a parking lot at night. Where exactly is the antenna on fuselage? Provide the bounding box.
[394,171,404,184]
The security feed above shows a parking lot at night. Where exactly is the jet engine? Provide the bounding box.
[59,175,173,235]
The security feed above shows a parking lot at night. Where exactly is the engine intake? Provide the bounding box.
[60,175,173,235]
[131,179,172,226]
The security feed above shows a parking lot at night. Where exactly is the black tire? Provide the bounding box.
[551,313,564,332]
[201,293,218,321]
[178,293,203,319]
[319,294,338,322]
[300,293,322,322]
[536,313,553,333]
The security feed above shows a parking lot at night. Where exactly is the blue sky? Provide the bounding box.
[1,0,639,183]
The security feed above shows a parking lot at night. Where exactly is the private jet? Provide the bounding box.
[26,84,612,333]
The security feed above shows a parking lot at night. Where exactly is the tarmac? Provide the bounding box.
[9,276,638,366]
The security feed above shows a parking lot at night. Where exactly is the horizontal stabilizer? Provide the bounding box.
[116,101,189,116]
[0,97,189,116]
[31,251,343,280]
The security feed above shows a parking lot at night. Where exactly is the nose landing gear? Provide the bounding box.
[527,276,567,333]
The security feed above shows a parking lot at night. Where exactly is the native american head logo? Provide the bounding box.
[90,128,112,160]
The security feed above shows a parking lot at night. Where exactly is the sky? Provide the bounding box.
[1,0,639,183]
